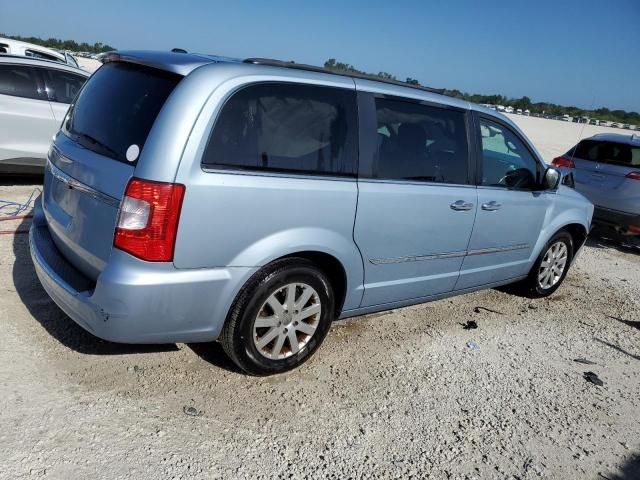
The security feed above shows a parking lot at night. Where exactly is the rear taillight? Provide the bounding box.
[552,155,575,168]
[625,171,640,181]
[114,178,185,262]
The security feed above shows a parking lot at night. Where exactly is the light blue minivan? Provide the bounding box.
[30,51,593,374]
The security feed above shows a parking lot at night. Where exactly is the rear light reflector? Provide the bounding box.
[552,156,575,168]
[114,178,185,262]
[625,171,640,181]
[629,225,640,233]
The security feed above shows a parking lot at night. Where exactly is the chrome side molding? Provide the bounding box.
[370,243,530,265]
[467,243,529,256]
[370,250,467,265]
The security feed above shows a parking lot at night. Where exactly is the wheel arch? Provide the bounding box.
[562,223,588,255]
[280,251,348,317]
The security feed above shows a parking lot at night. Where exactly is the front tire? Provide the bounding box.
[220,258,335,375]
[523,231,574,298]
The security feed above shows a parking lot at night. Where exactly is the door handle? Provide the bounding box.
[482,201,502,211]
[450,200,474,211]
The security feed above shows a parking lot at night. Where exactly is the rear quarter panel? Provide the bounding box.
[170,65,364,311]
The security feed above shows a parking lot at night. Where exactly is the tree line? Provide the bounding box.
[324,59,639,125]
[1,33,115,54]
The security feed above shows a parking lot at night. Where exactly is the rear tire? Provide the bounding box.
[220,258,335,375]
[520,231,574,298]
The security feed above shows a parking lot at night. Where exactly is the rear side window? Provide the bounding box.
[372,98,469,184]
[573,140,640,167]
[63,62,181,164]
[41,68,86,104]
[0,64,44,100]
[203,83,358,177]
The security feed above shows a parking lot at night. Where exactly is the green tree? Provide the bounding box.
[0,33,115,53]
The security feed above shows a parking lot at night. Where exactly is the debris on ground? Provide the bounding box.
[583,371,604,387]
[461,320,478,330]
[183,406,203,417]
[574,358,597,365]
[467,341,480,351]
[578,320,596,328]
[474,306,504,315]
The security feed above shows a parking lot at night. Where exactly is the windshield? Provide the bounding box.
[62,62,181,165]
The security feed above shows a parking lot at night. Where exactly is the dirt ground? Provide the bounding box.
[1,117,639,479]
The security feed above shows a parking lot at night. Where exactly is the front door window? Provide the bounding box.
[479,119,540,190]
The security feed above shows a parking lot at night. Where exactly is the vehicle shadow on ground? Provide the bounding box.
[187,342,243,373]
[586,227,639,255]
[603,452,640,480]
[593,338,640,362]
[11,216,178,356]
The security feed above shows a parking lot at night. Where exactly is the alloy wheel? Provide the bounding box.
[537,241,568,289]
[253,283,322,360]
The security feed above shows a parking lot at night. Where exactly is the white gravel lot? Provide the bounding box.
[0,117,639,479]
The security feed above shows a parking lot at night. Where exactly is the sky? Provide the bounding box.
[2,0,639,112]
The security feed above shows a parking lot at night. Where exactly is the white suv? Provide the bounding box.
[0,37,80,68]
[0,55,89,174]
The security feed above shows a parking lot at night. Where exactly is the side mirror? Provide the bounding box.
[542,167,561,191]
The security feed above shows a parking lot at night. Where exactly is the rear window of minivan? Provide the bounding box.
[573,140,640,167]
[62,62,181,165]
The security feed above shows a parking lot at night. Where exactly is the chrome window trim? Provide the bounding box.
[47,155,120,208]
[200,165,357,182]
[358,178,477,189]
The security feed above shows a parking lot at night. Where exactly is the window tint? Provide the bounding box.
[203,83,357,176]
[63,62,181,165]
[372,98,469,184]
[25,49,61,63]
[0,64,43,100]
[41,68,86,104]
[573,140,640,167]
[479,119,541,189]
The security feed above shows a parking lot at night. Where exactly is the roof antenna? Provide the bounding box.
[567,94,594,160]
[171,48,187,53]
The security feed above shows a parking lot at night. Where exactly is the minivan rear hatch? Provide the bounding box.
[43,61,182,281]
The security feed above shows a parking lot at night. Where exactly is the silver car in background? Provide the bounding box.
[553,133,640,236]
[0,55,89,174]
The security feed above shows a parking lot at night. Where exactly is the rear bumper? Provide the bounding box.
[29,198,256,344]
[593,206,640,234]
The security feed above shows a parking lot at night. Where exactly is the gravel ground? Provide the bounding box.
[1,116,639,479]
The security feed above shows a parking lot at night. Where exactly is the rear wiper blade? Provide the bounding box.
[76,133,118,157]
